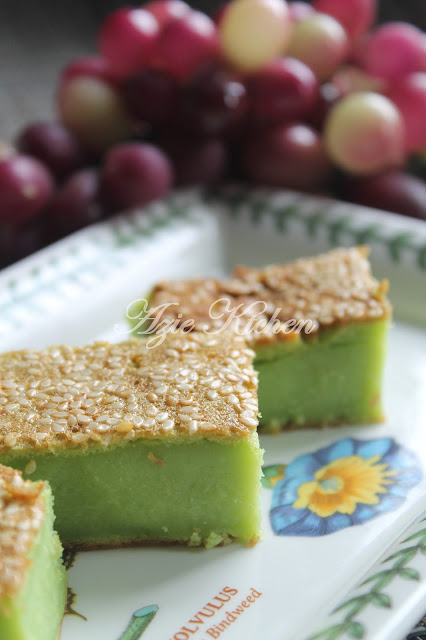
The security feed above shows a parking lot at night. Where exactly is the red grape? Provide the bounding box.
[59,56,118,88]
[324,92,405,175]
[0,150,53,224]
[248,57,319,125]
[101,142,173,211]
[333,65,386,96]
[58,76,132,153]
[313,0,376,40]
[288,2,315,23]
[16,122,87,182]
[360,22,426,82]
[288,13,349,80]
[152,11,219,83]
[158,133,227,185]
[241,123,332,191]
[343,171,426,221]
[145,0,190,27]
[48,169,104,237]
[0,221,45,268]
[308,81,342,130]
[123,69,179,125]
[98,8,159,77]
[180,64,248,135]
[387,72,426,153]
[220,0,292,72]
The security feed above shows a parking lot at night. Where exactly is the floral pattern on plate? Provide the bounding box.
[266,438,422,537]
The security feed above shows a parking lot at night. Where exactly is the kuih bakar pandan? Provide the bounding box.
[133,247,392,431]
[0,465,67,640]
[0,332,263,549]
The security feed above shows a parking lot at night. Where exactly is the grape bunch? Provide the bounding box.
[1,0,425,268]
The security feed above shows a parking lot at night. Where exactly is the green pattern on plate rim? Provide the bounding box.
[1,188,426,305]
[307,514,426,640]
[213,187,426,270]
[1,188,426,336]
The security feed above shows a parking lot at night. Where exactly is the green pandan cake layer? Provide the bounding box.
[255,320,389,431]
[2,434,262,548]
[138,248,392,431]
[0,485,67,640]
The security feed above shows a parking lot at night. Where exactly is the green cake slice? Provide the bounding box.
[0,464,67,640]
[133,247,392,431]
[0,332,262,549]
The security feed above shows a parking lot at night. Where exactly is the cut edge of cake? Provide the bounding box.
[0,464,67,639]
[0,332,263,549]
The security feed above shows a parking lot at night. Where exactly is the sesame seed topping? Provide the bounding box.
[178,406,195,415]
[219,386,233,395]
[115,422,133,434]
[188,420,198,433]
[0,332,258,451]
[162,419,174,431]
[24,460,37,475]
[52,424,65,433]
[147,247,391,344]
[0,465,46,599]
[177,414,191,423]
[241,416,258,428]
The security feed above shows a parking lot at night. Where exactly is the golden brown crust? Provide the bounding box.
[147,247,392,346]
[0,465,45,600]
[0,332,258,453]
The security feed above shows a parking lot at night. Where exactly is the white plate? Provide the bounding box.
[1,188,426,640]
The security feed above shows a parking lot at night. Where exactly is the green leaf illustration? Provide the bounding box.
[354,225,382,245]
[370,592,391,609]
[328,219,351,245]
[347,621,365,638]
[385,547,417,564]
[304,210,328,237]
[250,200,268,224]
[334,596,368,614]
[404,530,426,543]
[388,232,415,262]
[309,623,347,640]
[274,205,299,232]
[362,572,394,592]
[361,570,391,586]
[399,567,420,581]
[417,245,426,270]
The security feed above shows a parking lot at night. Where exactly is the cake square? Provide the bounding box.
[136,247,392,430]
[0,464,67,640]
[0,332,263,548]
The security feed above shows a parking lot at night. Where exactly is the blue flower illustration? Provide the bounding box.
[269,438,422,537]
